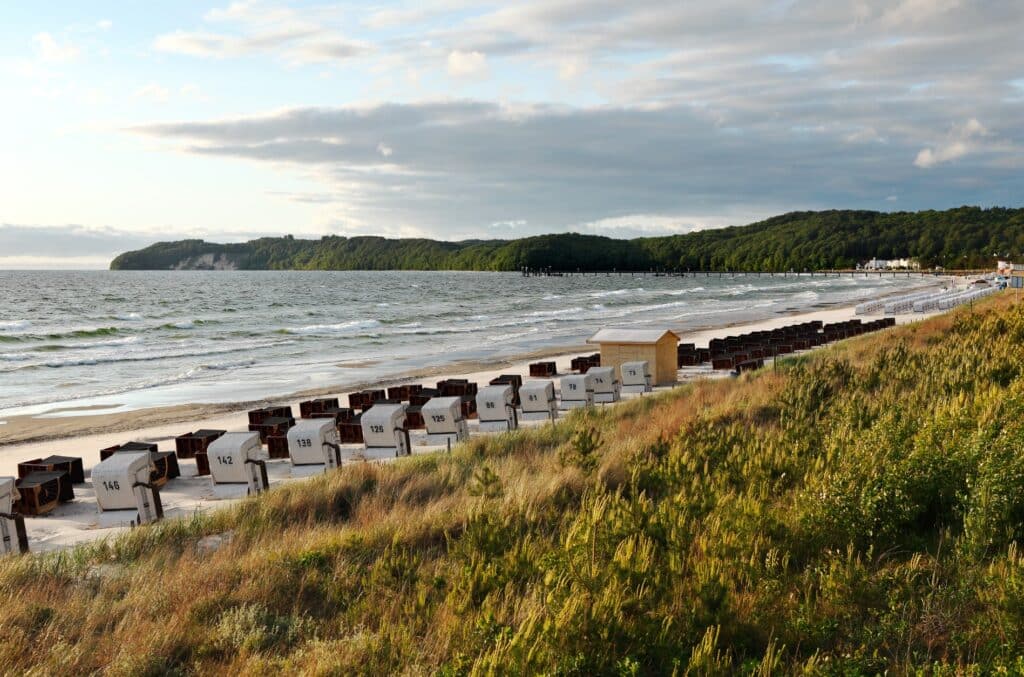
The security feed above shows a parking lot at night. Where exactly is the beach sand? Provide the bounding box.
[1,301,949,552]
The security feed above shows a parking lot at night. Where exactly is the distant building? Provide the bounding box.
[864,258,919,271]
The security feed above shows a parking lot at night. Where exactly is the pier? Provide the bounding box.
[520,267,982,278]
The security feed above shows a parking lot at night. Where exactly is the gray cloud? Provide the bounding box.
[133,1,1024,239]
[0,224,154,257]
[132,95,1021,238]
[0,225,158,268]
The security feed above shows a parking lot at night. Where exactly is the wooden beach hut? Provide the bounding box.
[587,328,679,386]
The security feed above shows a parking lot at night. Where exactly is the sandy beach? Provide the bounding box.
[1,298,950,552]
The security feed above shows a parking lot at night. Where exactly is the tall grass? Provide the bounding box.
[4,295,1024,674]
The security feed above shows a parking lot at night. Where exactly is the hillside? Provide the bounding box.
[5,294,1024,673]
[109,206,1024,271]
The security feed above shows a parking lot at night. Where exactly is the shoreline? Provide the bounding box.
[0,296,954,553]
[0,293,948,457]
[0,273,947,432]
[0,281,951,450]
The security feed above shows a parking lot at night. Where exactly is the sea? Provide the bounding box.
[0,270,935,417]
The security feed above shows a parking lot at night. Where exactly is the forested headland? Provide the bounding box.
[110,206,1024,272]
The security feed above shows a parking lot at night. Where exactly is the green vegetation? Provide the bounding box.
[110,206,1024,271]
[7,294,1024,673]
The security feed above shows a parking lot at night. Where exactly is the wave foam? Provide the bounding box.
[286,319,382,335]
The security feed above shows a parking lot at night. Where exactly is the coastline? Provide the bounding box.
[0,272,946,434]
[0,295,946,463]
[0,295,954,553]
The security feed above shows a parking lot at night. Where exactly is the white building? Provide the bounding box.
[864,258,919,270]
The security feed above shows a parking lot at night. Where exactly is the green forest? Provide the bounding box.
[110,206,1024,272]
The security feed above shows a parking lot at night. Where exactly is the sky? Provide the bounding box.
[1,1,1022,268]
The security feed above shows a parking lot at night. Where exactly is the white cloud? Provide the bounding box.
[153,3,365,64]
[96,19,113,30]
[154,30,232,58]
[576,212,760,238]
[447,50,488,78]
[134,82,170,103]
[914,118,989,169]
[377,142,394,157]
[33,32,79,62]
[558,55,587,81]
[364,8,429,30]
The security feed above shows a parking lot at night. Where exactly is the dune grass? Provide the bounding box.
[5,294,1024,674]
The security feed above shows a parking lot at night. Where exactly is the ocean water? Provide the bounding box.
[0,270,934,416]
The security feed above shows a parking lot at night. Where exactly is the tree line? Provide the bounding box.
[109,206,1024,271]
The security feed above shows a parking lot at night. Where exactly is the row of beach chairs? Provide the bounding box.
[2,313,901,554]
[677,318,897,373]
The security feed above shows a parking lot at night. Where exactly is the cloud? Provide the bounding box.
[0,225,157,268]
[130,94,1024,239]
[96,19,113,30]
[113,1,1024,241]
[447,50,488,78]
[180,83,206,100]
[33,32,79,62]
[914,118,990,168]
[134,82,170,103]
[558,55,587,81]
[153,2,365,64]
